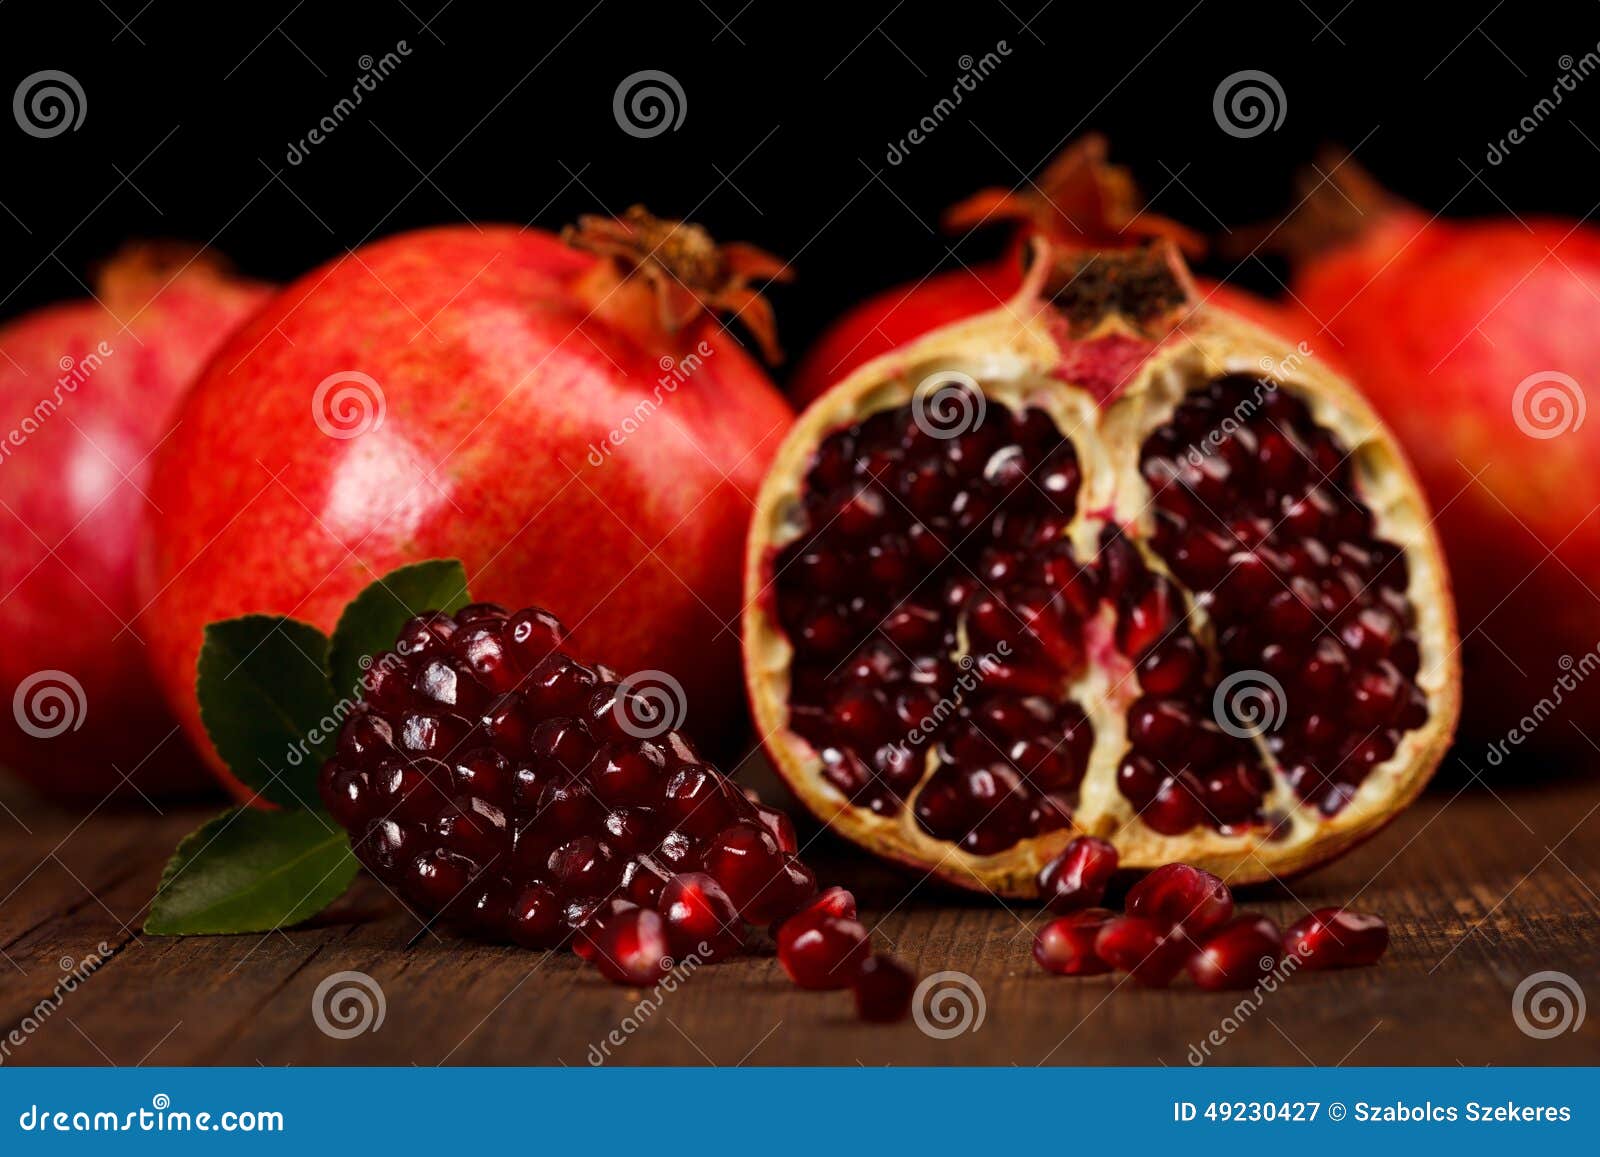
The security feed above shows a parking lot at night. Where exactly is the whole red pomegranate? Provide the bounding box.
[1274,160,1600,742]
[790,136,1287,404]
[745,241,1459,895]
[141,209,793,799]
[0,246,270,800]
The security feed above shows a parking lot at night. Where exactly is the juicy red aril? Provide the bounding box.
[1034,908,1115,976]
[1093,915,1191,987]
[658,872,744,960]
[1186,913,1283,991]
[852,954,916,1022]
[1126,862,1235,937]
[702,824,817,924]
[1284,907,1389,969]
[776,910,871,990]
[1037,836,1118,913]
[319,604,821,986]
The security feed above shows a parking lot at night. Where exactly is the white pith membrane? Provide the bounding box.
[745,254,1459,895]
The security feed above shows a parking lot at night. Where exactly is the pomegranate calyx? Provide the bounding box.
[1046,240,1197,340]
[943,134,1203,257]
[563,204,792,363]
[1223,150,1410,263]
[92,240,234,318]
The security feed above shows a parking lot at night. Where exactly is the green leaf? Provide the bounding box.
[145,808,358,935]
[197,616,338,809]
[327,558,471,700]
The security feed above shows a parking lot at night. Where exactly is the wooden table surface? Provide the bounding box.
[3,764,1598,1067]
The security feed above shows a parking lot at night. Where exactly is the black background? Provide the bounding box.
[2,0,1597,355]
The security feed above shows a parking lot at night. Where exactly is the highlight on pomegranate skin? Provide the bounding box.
[745,242,1460,897]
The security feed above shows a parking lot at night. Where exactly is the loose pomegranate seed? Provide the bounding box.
[319,604,824,987]
[1126,863,1234,937]
[1094,915,1191,987]
[1033,908,1116,976]
[1037,836,1118,913]
[852,954,916,1023]
[1186,913,1283,991]
[776,910,871,990]
[1283,907,1389,969]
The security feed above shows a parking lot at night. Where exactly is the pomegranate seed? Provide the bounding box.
[1283,907,1389,969]
[1126,863,1234,937]
[704,824,817,924]
[658,872,744,960]
[587,906,674,987]
[1036,836,1118,913]
[1187,914,1283,990]
[1093,915,1191,987]
[852,954,916,1022]
[1034,908,1115,975]
[776,910,870,989]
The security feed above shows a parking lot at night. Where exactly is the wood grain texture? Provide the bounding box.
[2,771,1597,1067]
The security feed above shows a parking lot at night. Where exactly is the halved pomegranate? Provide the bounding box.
[744,241,1459,895]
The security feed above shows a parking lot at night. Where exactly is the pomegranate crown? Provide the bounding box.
[943,134,1204,257]
[563,205,792,363]
[1040,237,1198,339]
[1223,149,1404,261]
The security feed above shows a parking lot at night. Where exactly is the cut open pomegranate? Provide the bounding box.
[745,241,1459,895]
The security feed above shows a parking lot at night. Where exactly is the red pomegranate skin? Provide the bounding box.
[0,251,271,800]
[1286,211,1600,739]
[139,225,794,799]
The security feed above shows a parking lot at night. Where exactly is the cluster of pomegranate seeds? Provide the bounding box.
[1032,838,1388,990]
[319,603,823,984]
[1140,375,1428,818]
[772,374,1431,854]
[773,396,1088,852]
